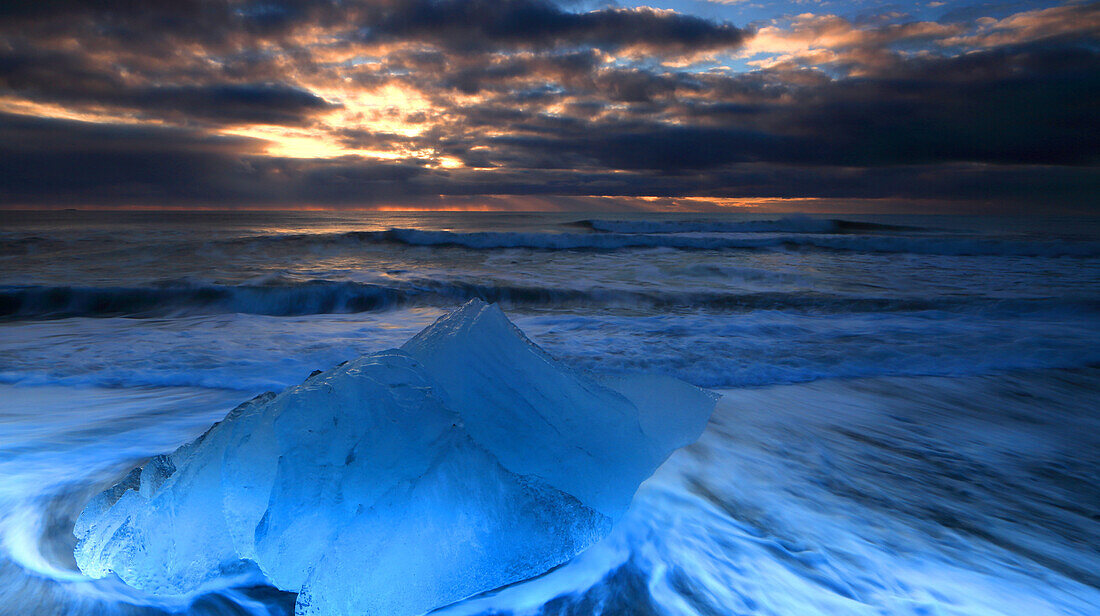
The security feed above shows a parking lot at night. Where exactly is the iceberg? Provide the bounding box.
[73,299,717,615]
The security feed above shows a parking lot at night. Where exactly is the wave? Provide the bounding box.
[248,228,1100,257]
[3,281,1098,320]
[12,225,1092,258]
[567,216,925,234]
[5,369,1098,616]
[0,282,402,319]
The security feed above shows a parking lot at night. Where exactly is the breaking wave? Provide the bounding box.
[4,281,1099,320]
[0,282,400,319]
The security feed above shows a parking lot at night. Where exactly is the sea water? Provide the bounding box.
[1,210,1098,615]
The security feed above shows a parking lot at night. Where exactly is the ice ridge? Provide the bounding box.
[73,299,717,616]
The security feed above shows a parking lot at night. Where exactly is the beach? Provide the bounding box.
[1,210,1098,615]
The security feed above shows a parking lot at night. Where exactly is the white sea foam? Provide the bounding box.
[2,211,1099,615]
[3,370,1097,616]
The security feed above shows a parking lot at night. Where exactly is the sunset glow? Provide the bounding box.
[2,5,1099,616]
[0,1,1095,211]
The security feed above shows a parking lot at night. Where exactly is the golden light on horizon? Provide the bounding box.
[218,124,411,160]
[213,81,450,161]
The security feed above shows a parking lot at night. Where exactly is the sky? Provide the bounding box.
[0,0,1096,212]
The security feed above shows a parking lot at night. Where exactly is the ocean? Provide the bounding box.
[1,210,1098,615]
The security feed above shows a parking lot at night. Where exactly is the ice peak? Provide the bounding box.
[74,301,716,616]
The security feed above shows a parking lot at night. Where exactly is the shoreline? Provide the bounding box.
[1,365,1097,614]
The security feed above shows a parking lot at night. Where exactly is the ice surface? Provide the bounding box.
[401,299,711,518]
[73,299,716,615]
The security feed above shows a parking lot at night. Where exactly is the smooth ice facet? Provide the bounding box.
[74,299,716,616]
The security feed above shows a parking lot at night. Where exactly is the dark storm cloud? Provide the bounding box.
[0,0,342,43]
[381,48,604,96]
[133,83,337,125]
[0,0,1096,210]
[360,0,749,53]
[0,111,440,206]
[3,109,1094,210]
[457,38,1099,171]
[0,0,749,55]
[785,42,1100,167]
[0,45,336,124]
[0,0,341,126]
[0,112,265,205]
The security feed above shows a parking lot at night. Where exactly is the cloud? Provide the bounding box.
[445,38,1099,172]
[0,45,337,125]
[3,104,1094,211]
[0,0,1095,211]
[133,83,338,125]
[940,2,1100,48]
[0,111,266,205]
[359,1,749,54]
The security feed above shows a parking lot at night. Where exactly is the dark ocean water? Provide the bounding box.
[1,210,1098,615]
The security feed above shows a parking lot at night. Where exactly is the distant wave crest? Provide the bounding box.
[263,228,1100,257]
[566,216,923,234]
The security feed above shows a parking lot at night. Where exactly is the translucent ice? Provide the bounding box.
[73,299,717,615]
